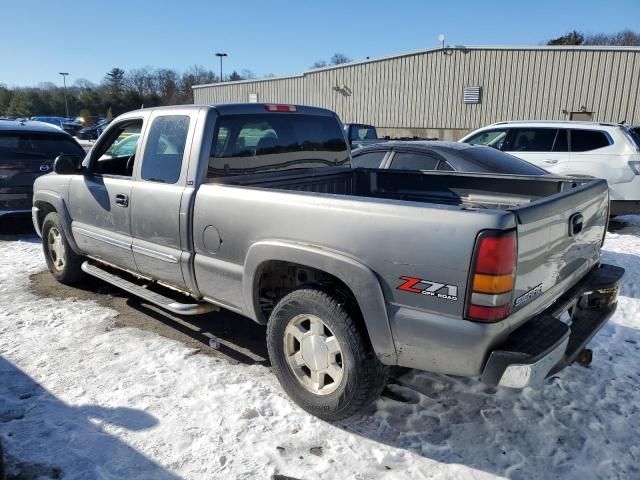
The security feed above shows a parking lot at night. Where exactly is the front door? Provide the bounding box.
[68,117,147,272]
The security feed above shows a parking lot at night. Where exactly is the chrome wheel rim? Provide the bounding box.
[284,314,344,395]
[47,227,65,271]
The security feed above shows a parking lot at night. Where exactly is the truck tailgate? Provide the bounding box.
[509,179,609,321]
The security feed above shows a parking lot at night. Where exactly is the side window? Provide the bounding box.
[93,120,142,177]
[465,129,508,150]
[141,115,190,184]
[509,128,556,152]
[570,130,611,152]
[389,151,440,171]
[552,129,569,152]
[352,150,386,168]
[437,160,455,171]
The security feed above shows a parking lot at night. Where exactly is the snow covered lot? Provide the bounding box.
[1,218,639,480]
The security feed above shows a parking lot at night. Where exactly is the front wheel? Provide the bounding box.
[41,212,85,284]
[266,288,388,421]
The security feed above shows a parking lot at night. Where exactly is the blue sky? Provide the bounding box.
[1,0,639,87]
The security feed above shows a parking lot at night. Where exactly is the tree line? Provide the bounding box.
[547,29,640,46]
[0,65,256,119]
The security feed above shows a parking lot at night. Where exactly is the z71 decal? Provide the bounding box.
[397,276,459,301]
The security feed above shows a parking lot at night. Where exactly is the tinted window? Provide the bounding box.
[438,146,547,175]
[349,125,377,141]
[141,115,190,184]
[570,130,611,152]
[552,129,569,152]
[465,129,508,150]
[389,151,440,171]
[208,113,349,177]
[509,128,556,152]
[0,133,84,161]
[352,150,386,168]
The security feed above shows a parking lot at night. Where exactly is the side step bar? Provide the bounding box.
[81,261,218,316]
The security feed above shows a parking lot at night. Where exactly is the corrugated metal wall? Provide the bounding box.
[193,47,640,135]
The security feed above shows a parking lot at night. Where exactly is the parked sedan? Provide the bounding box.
[351,141,547,175]
[0,120,85,219]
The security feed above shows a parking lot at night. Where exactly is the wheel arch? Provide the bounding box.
[243,241,397,364]
[33,190,81,254]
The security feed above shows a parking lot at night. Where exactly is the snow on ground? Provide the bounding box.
[1,219,640,480]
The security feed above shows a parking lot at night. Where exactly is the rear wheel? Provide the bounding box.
[42,212,85,284]
[267,288,388,421]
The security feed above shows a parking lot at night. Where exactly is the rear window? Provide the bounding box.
[208,113,349,177]
[349,124,377,141]
[570,130,611,152]
[0,133,84,161]
[441,146,547,175]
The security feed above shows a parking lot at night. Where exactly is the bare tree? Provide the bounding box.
[330,53,351,65]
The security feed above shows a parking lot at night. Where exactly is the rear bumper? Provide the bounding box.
[0,191,33,218]
[481,263,624,388]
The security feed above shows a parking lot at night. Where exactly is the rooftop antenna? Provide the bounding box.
[438,34,446,49]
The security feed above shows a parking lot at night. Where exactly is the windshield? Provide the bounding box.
[465,129,508,149]
[0,133,85,161]
[208,113,349,177]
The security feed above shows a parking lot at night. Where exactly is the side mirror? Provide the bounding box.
[53,154,82,175]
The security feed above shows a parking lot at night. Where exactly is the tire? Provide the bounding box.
[41,212,85,284]
[267,288,388,421]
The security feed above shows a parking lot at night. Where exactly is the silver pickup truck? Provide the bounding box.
[33,103,624,420]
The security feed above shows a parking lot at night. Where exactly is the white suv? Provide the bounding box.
[460,121,640,215]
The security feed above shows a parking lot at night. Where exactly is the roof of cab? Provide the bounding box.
[0,119,70,134]
[119,103,337,117]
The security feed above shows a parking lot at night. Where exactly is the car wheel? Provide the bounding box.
[267,288,388,421]
[42,212,85,284]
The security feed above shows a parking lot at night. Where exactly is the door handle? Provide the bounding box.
[544,159,558,164]
[115,193,129,207]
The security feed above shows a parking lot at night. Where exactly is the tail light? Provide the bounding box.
[465,230,517,323]
[264,104,297,112]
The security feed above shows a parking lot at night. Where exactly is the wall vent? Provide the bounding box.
[463,86,481,104]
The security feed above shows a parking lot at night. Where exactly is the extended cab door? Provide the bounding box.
[503,128,569,174]
[68,116,148,271]
[129,109,197,289]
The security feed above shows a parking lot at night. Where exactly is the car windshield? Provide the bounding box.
[0,133,85,161]
[208,113,350,177]
[441,145,547,175]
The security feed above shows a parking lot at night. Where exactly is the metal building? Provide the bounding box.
[193,46,640,140]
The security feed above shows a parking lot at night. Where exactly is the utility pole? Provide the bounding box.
[215,52,227,82]
[59,72,69,118]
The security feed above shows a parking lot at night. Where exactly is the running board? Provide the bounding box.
[81,261,218,316]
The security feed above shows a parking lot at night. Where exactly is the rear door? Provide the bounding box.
[129,110,196,289]
[510,178,609,318]
[0,132,84,212]
[503,127,569,174]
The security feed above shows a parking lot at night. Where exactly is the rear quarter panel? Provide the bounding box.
[191,184,515,319]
